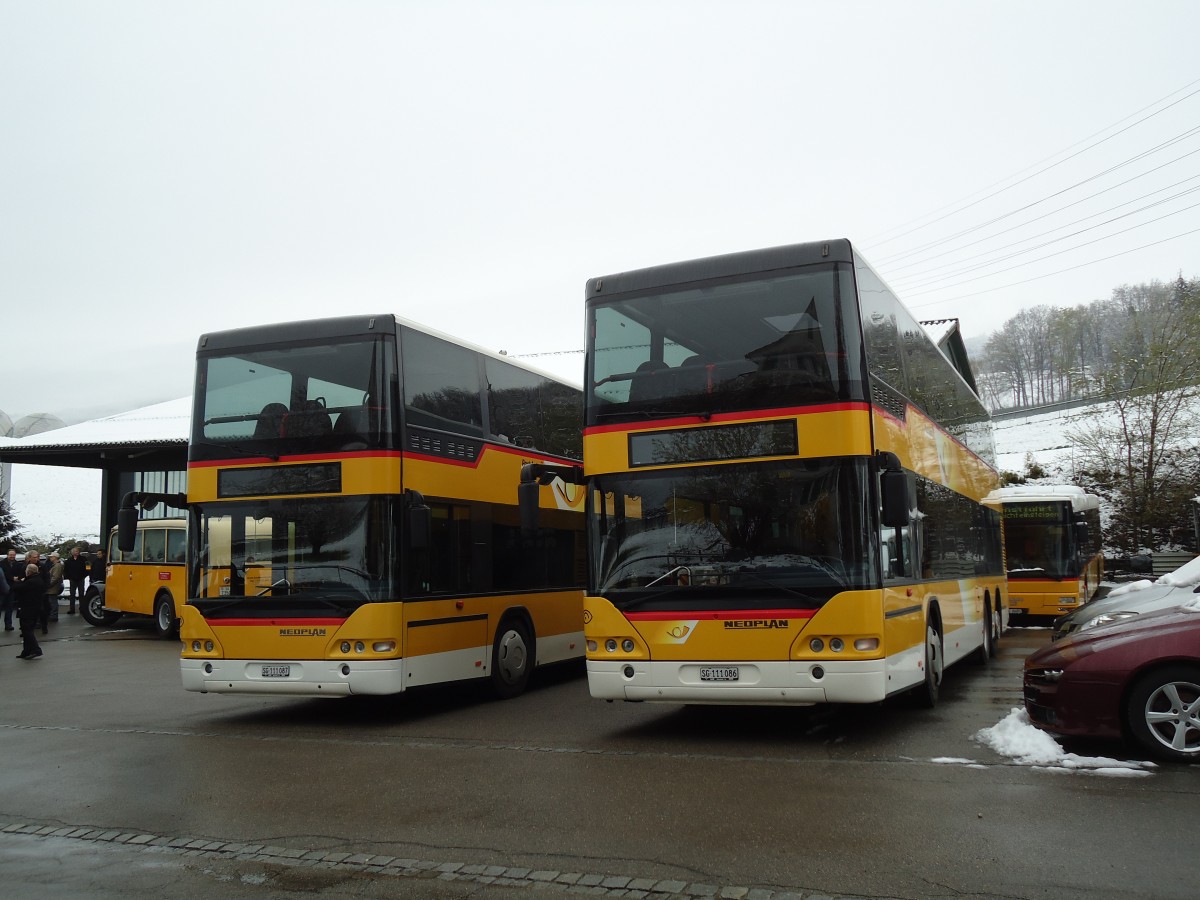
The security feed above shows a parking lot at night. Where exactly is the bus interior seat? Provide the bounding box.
[674,354,712,394]
[287,399,332,437]
[628,360,669,404]
[333,407,369,448]
[253,402,289,439]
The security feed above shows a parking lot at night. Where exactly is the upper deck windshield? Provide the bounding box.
[193,334,396,461]
[590,459,879,611]
[587,264,866,427]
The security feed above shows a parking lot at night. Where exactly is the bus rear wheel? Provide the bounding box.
[80,587,121,627]
[153,593,178,639]
[490,617,534,699]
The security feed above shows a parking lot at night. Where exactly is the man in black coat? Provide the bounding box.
[64,546,88,614]
[14,563,45,659]
[0,549,22,631]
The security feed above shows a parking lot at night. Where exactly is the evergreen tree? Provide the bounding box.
[0,497,25,552]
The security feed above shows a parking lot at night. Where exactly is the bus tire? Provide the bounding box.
[970,598,994,665]
[912,620,943,709]
[81,586,121,627]
[490,615,534,699]
[153,592,178,639]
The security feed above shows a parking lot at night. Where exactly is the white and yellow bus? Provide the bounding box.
[124,315,584,698]
[987,485,1103,621]
[525,240,1006,707]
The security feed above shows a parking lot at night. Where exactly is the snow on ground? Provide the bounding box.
[935,708,1157,777]
[7,463,103,543]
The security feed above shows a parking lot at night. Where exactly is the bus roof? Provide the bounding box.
[585,239,855,299]
[196,313,581,389]
[984,485,1100,512]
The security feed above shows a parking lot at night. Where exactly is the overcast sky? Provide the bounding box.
[3,0,1198,425]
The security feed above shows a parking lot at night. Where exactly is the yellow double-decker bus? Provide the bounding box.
[986,485,1103,621]
[525,240,1005,707]
[124,314,584,698]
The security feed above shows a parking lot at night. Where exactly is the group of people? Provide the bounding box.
[0,546,106,661]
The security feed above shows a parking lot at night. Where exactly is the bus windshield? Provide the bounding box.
[194,334,396,460]
[587,264,866,426]
[1005,520,1073,580]
[589,459,879,610]
[190,496,397,612]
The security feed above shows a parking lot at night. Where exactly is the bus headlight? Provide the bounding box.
[621,639,635,652]
[341,641,352,654]
[372,641,395,653]
[587,640,598,652]
[829,638,845,652]
[854,638,880,652]
[605,639,618,653]
[809,638,825,653]
[204,640,214,652]
[355,641,365,654]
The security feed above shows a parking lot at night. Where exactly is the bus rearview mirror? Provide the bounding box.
[117,507,140,553]
[881,470,909,528]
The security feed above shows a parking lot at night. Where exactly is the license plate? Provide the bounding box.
[700,666,739,682]
[261,665,291,678]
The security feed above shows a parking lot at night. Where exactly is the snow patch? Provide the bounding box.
[972,708,1155,776]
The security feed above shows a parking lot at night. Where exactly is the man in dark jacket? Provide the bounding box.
[14,563,45,659]
[0,549,21,631]
[89,549,106,586]
[64,546,88,614]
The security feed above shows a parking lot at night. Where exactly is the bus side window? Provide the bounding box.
[144,529,167,563]
[882,525,912,581]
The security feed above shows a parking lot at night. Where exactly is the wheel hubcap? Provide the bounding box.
[497,630,527,684]
[1145,681,1200,754]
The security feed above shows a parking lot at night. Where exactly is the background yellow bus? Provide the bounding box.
[82,518,187,638]
[124,314,584,698]
[527,239,1005,708]
[987,485,1103,621]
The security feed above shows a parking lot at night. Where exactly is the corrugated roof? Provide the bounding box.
[0,397,189,451]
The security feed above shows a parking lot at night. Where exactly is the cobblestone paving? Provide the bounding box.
[1,821,866,900]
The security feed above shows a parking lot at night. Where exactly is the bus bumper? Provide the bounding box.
[181,658,406,696]
[586,658,888,704]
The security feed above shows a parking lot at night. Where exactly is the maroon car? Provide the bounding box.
[1024,603,1200,761]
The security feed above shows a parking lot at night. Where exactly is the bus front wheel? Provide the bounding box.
[490,617,534,699]
[81,587,122,627]
[153,593,178,639]
[913,622,943,709]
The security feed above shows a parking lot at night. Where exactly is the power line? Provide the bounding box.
[906,227,1200,310]
[889,185,1200,291]
[883,164,1200,277]
[873,123,1200,268]
[864,77,1200,251]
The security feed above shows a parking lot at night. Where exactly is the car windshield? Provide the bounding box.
[589,458,878,611]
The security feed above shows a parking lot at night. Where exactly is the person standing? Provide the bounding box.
[0,549,21,631]
[89,548,106,587]
[15,562,45,659]
[64,546,88,614]
[45,552,65,624]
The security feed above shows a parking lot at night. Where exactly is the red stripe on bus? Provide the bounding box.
[623,609,818,621]
[190,451,402,469]
[202,618,347,626]
[585,403,869,436]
